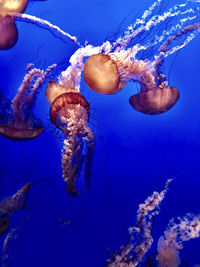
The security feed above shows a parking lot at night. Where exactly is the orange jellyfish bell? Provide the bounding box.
[0,0,28,14]
[0,15,18,50]
[45,80,67,104]
[0,117,44,141]
[84,53,122,95]
[129,86,179,115]
[50,91,90,130]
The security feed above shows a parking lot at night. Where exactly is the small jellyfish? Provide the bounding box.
[0,63,56,141]
[46,81,95,195]
[0,183,31,236]
[0,0,28,49]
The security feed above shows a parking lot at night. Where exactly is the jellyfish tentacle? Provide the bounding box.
[0,183,32,216]
[132,11,200,55]
[115,0,200,50]
[113,0,162,48]
[154,22,200,65]
[82,127,95,189]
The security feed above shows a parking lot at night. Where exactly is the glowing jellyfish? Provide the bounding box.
[12,0,200,114]
[0,183,31,236]
[46,81,95,195]
[0,63,56,141]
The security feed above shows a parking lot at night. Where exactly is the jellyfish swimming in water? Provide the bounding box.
[45,80,95,195]
[0,63,56,141]
[0,0,46,49]
[0,0,28,49]
[11,0,200,115]
[0,183,31,236]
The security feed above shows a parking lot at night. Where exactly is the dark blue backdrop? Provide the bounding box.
[0,0,200,266]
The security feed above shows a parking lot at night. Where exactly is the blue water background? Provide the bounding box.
[0,0,200,266]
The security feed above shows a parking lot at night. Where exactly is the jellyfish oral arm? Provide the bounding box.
[12,67,44,122]
[61,105,91,189]
[11,64,56,124]
[58,45,103,91]
[157,213,200,266]
[106,179,172,266]
[23,63,56,107]
[154,22,200,65]
[12,12,80,46]
[113,0,200,50]
[110,53,157,91]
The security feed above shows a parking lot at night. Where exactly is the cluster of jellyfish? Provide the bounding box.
[0,0,200,265]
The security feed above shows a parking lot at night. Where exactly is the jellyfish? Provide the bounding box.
[0,183,31,236]
[11,0,200,114]
[0,0,46,49]
[0,63,56,141]
[45,80,95,195]
[0,0,28,49]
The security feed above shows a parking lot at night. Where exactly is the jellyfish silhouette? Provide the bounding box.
[12,0,200,114]
[46,81,95,195]
[0,183,31,236]
[0,63,56,141]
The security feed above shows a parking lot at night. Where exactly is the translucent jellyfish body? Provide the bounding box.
[0,0,28,49]
[0,64,56,141]
[0,183,31,236]
[46,81,94,195]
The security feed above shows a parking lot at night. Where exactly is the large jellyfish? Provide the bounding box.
[0,63,56,141]
[0,183,31,236]
[45,81,95,195]
[11,0,200,115]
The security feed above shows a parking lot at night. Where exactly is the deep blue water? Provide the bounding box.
[0,0,200,266]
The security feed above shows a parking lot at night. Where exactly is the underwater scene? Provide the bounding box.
[0,0,200,266]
